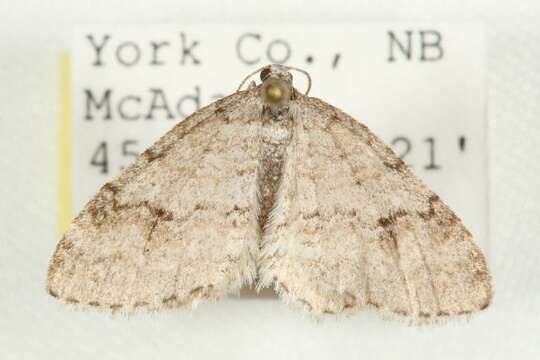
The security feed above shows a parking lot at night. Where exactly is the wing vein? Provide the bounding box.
[412,230,442,316]
[171,122,242,295]
[326,120,414,315]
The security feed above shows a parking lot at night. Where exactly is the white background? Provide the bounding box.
[0,1,539,359]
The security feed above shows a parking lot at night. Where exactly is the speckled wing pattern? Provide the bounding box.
[47,90,263,311]
[258,97,492,322]
[48,73,492,322]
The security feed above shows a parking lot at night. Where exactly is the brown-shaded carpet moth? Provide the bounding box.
[47,64,492,323]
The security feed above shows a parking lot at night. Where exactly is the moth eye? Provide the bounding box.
[260,67,272,81]
[265,83,284,103]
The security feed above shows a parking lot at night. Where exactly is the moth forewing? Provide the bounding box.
[47,90,263,311]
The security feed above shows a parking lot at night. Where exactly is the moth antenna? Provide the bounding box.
[282,65,312,96]
[237,65,312,96]
[237,66,267,92]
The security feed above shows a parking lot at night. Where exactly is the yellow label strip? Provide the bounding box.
[58,54,72,236]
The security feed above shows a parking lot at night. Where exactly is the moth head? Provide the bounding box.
[260,65,293,108]
[236,64,312,107]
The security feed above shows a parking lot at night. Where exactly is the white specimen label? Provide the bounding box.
[70,23,488,246]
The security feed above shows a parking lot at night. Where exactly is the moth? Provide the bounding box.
[47,64,492,323]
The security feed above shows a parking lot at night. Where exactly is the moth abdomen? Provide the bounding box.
[256,108,293,237]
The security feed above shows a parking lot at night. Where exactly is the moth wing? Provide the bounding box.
[48,90,263,311]
[259,97,492,322]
